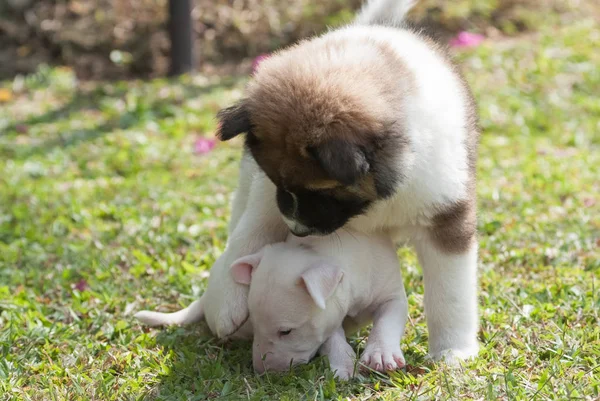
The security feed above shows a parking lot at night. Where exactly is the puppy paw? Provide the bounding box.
[330,357,356,380]
[202,270,250,338]
[428,344,479,365]
[360,344,405,373]
[213,293,249,338]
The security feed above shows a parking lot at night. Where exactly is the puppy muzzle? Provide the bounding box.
[282,216,315,237]
[253,344,317,373]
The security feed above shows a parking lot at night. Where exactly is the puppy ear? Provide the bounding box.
[300,262,344,309]
[230,249,264,285]
[308,139,369,185]
[216,101,251,141]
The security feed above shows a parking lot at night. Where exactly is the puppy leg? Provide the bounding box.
[227,152,258,236]
[414,237,480,363]
[202,172,288,338]
[319,327,357,380]
[360,296,408,372]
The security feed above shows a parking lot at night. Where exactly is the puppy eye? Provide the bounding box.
[278,329,292,337]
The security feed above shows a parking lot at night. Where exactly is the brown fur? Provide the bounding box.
[239,35,413,197]
[429,188,477,254]
[415,30,480,254]
[413,28,481,175]
[217,25,480,250]
[429,77,479,254]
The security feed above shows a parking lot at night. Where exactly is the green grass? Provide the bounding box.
[1,15,599,401]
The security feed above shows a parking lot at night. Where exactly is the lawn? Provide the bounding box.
[1,10,599,401]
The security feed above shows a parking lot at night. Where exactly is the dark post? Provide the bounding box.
[168,0,194,76]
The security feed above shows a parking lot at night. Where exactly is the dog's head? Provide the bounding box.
[217,39,410,236]
[230,243,345,373]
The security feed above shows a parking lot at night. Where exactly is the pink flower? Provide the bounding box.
[450,32,484,48]
[73,279,88,292]
[252,53,270,74]
[194,137,216,154]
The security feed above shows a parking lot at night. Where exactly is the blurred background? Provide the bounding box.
[0,0,592,80]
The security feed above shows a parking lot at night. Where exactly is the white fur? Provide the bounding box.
[282,215,312,237]
[354,0,418,26]
[246,231,407,377]
[318,327,357,380]
[227,152,259,237]
[182,0,480,363]
[414,237,480,361]
[134,299,204,327]
[203,168,288,338]
[327,26,470,232]
[136,230,408,379]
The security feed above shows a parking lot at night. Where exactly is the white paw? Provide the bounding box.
[202,265,250,338]
[428,344,479,365]
[209,290,249,338]
[330,356,356,380]
[360,343,405,373]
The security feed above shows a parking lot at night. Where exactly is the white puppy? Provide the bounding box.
[135,230,407,380]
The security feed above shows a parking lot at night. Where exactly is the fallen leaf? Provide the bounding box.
[405,364,428,376]
[0,88,13,103]
[17,46,31,58]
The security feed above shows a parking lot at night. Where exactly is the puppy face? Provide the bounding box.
[217,38,410,236]
[230,243,345,373]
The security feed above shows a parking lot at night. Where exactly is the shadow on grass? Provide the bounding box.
[144,323,418,399]
[2,78,239,160]
[147,325,256,399]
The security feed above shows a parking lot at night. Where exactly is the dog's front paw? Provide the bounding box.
[202,261,250,338]
[428,344,479,365]
[208,288,249,338]
[330,356,356,380]
[360,343,405,373]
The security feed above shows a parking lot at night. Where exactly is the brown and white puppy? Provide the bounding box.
[202,0,480,363]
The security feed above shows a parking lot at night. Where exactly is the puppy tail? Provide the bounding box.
[355,0,418,26]
[134,297,205,327]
